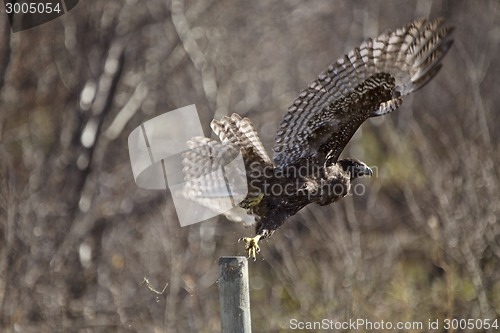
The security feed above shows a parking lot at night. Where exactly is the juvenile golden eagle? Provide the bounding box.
[182,18,454,259]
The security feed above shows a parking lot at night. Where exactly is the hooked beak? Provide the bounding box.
[355,164,373,178]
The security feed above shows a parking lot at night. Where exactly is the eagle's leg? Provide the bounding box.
[239,192,264,209]
[238,235,262,261]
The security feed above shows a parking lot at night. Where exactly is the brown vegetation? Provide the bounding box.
[0,1,499,332]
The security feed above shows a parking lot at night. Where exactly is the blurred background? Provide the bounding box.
[0,0,499,332]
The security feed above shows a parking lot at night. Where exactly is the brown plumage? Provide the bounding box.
[182,17,454,259]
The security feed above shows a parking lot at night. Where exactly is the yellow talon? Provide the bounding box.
[238,235,262,261]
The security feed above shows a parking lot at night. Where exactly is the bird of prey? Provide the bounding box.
[182,17,454,260]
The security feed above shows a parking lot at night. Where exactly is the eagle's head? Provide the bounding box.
[337,158,373,180]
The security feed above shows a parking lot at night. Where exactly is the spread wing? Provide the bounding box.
[182,114,273,226]
[182,136,256,226]
[211,113,272,168]
[273,17,454,171]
